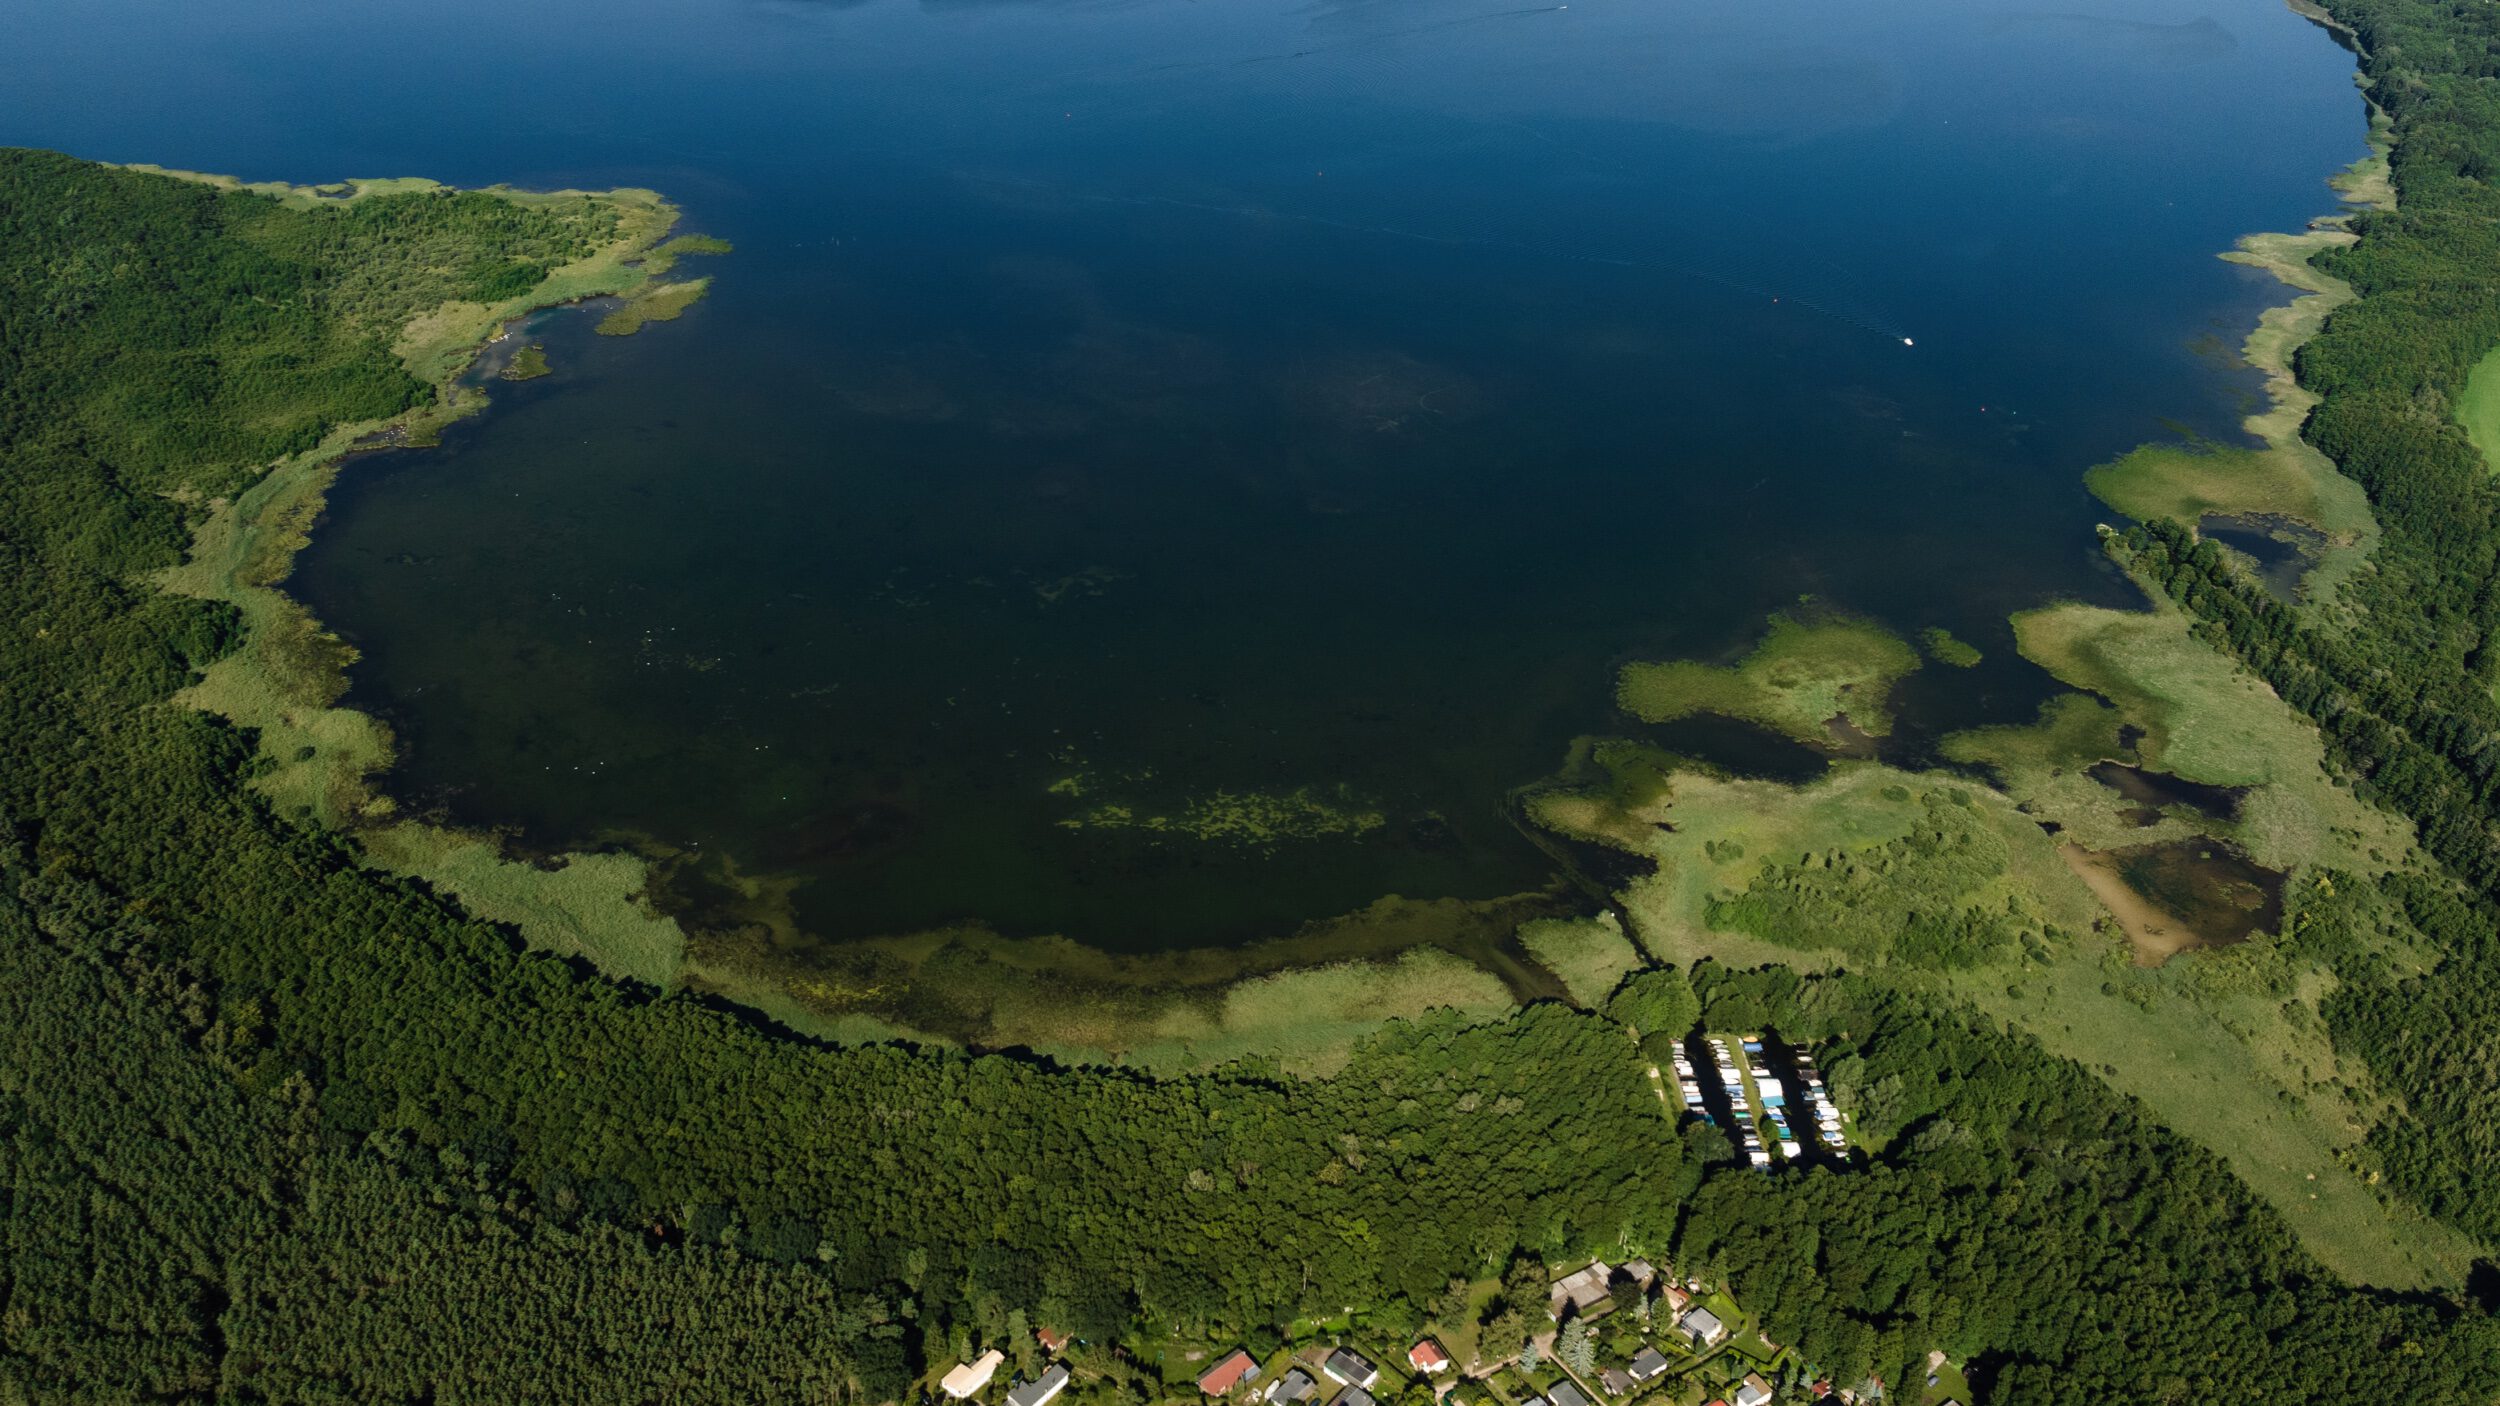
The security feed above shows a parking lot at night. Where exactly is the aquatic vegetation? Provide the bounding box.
[638,232,733,277]
[596,278,711,335]
[1059,783,1385,848]
[1918,626,1982,667]
[2084,220,2382,612]
[1989,594,2409,868]
[2085,441,2329,531]
[682,888,1560,1069]
[132,161,703,986]
[1032,564,1128,605]
[501,341,551,380]
[1516,912,1644,1005]
[1615,611,1921,745]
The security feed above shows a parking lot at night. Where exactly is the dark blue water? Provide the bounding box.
[0,0,2367,950]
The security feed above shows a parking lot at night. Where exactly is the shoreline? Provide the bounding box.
[151,170,1580,1068]
[148,33,2419,1093]
[159,172,707,990]
[2079,46,2393,620]
[1517,37,2482,1286]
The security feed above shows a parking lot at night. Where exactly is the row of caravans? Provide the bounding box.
[1672,1032,1849,1167]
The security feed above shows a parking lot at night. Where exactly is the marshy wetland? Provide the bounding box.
[0,0,2394,1053]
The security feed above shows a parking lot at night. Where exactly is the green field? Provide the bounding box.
[2461,343,2500,474]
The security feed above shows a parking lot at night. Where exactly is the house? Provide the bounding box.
[1661,1285,1692,1315]
[1621,1259,1659,1289]
[1733,1373,1773,1406]
[1600,1368,1635,1396]
[1549,1380,1592,1406]
[1408,1340,1451,1374]
[1266,1369,1319,1405]
[1329,1389,1377,1406]
[1007,1366,1070,1406]
[1037,1328,1070,1355]
[1628,1348,1671,1382]
[1200,1350,1263,1396]
[1677,1306,1726,1351]
[942,1350,1005,1399]
[1323,1349,1378,1390]
[1549,1261,1616,1320]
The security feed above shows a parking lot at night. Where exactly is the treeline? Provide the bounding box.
[2277,871,2500,1247]
[2116,519,2500,1250]
[7,146,2500,1402]
[1680,967,2500,1404]
[2118,521,2500,886]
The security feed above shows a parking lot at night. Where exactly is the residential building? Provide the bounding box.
[1600,1369,1635,1396]
[1408,1340,1451,1374]
[1200,1350,1263,1396]
[1007,1366,1069,1406]
[1549,1261,1616,1320]
[1037,1328,1070,1355]
[1677,1306,1727,1350]
[1330,1388,1376,1406]
[1733,1372,1773,1406]
[1323,1349,1378,1390]
[1549,1380,1591,1406]
[1628,1347,1671,1382]
[942,1350,1005,1399]
[1265,1368,1319,1405]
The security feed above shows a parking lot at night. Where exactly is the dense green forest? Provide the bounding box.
[9,41,2500,1395]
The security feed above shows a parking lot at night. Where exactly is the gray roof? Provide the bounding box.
[1007,1366,1070,1406]
[1629,1348,1671,1379]
[1680,1306,1725,1340]
[1323,1350,1377,1387]
[1330,1389,1376,1406]
[1549,1381,1592,1406]
[1267,1369,1319,1404]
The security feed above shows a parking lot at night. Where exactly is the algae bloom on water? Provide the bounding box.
[1616,610,1921,747]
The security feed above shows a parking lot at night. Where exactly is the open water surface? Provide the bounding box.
[1,0,2368,949]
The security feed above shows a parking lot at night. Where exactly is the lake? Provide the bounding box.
[0,0,2367,952]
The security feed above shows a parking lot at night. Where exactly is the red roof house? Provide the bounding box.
[1408,1340,1451,1374]
[1199,1350,1263,1396]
